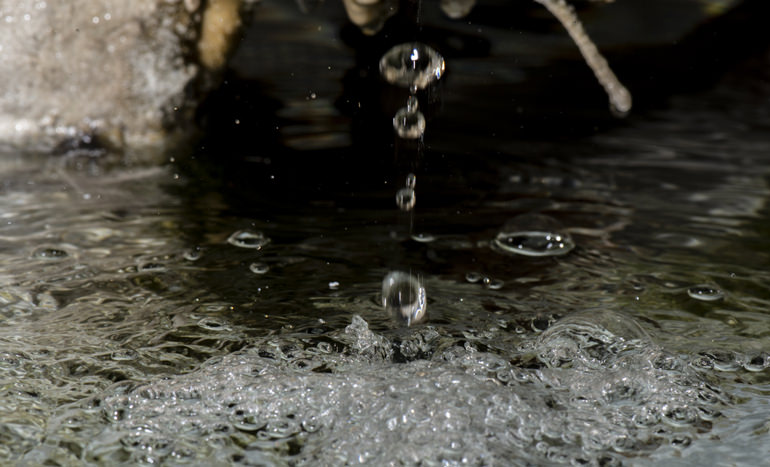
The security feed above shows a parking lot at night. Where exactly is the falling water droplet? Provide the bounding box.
[393,104,426,139]
[249,262,270,274]
[382,271,427,326]
[405,172,417,189]
[227,230,271,250]
[687,286,724,302]
[396,187,416,211]
[379,42,445,90]
[440,0,476,19]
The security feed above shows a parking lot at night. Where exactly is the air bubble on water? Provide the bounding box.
[410,232,435,243]
[227,229,271,250]
[382,271,427,326]
[379,42,445,90]
[249,262,270,274]
[110,349,138,361]
[465,272,482,283]
[396,187,416,211]
[493,231,575,257]
[484,278,504,290]
[183,247,202,261]
[197,317,231,332]
[393,105,426,139]
[492,214,575,257]
[687,285,724,301]
[32,246,69,259]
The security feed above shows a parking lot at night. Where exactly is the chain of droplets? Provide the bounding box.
[377,41,445,326]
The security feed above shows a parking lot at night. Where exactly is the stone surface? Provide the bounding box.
[0,0,255,164]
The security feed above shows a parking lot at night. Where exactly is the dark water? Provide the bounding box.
[3,0,770,465]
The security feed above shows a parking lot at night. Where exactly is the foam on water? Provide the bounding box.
[21,313,735,465]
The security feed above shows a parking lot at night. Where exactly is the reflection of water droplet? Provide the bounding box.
[465,272,482,283]
[379,42,445,90]
[484,278,504,290]
[227,230,271,250]
[396,187,416,211]
[405,172,416,189]
[687,286,724,301]
[249,262,269,274]
[33,247,68,259]
[382,271,427,326]
[493,231,575,257]
[411,232,435,243]
[393,106,426,139]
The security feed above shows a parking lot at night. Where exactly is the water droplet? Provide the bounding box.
[183,247,202,261]
[379,42,445,90]
[249,262,270,274]
[197,317,231,331]
[492,214,575,257]
[393,105,426,139]
[396,187,416,211]
[382,271,427,326]
[410,232,435,243]
[405,172,417,189]
[227,230,271,250]
[687,286,724,301]
[110,349,138,361]
[32,247,68,259]
[484,278,504,290]
[465,272,482,283]
[493,231,575,257]
[328,281,340,290]
[441,0,476,19]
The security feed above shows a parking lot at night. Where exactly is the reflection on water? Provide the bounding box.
[2,1,770,465]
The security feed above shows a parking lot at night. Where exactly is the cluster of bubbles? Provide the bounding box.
[26,312,740,465]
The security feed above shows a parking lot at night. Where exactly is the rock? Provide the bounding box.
[0,0,257,165]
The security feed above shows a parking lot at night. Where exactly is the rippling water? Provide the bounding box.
[3,1,770,465]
